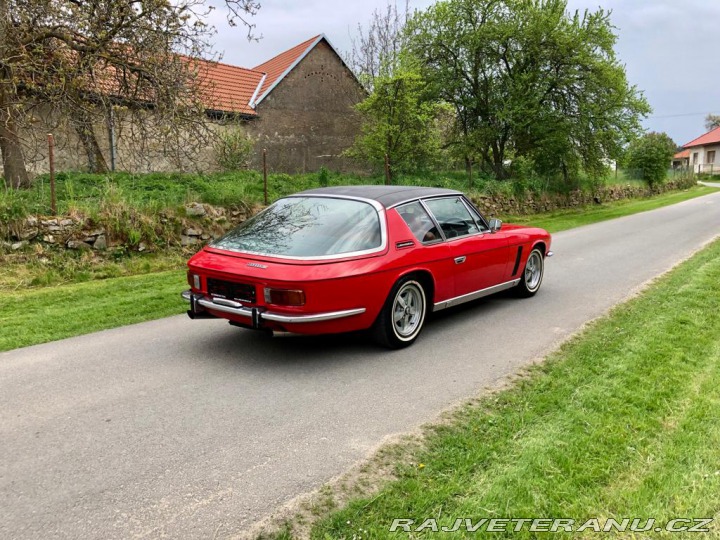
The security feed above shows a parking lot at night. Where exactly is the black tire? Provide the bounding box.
[372,277,427,349]
[515,248,544,298]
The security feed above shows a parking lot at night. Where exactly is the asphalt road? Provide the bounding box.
[2,191,720,539]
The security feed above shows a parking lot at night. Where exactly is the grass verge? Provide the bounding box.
[1,185,717,353]
[0,270,186,352]
[277,237,720,539]
[503,184,717,233]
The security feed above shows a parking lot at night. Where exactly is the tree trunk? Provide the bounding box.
[0,86,30,188]
[0,0,31,189]
[70,107,108,173]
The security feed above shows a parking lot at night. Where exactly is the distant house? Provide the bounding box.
[672,149,690,169]
[681,126,720,174]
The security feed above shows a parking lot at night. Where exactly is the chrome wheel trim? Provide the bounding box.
[391,281,425,341]
[524,251,543,292]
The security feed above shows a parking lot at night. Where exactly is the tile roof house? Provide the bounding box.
[195,34,365,173]
[681,126,720,174]
[14,34,365,176]
[672,149,690,169]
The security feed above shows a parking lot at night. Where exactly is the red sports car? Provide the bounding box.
[183,186,552,348]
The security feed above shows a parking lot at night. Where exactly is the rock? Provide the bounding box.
[59,219,74,227]
[42,234,56,244]
[201,234,210,240]
[185,203,206,217]
[181,235,199,246]
[138,242,147,252]
[26,216,38,227]
[48,225,63,233]
[11,241,28,250]
[66,240,92,250]
[183,228,202,237]
[41,219,58,226]
[19,228,39,241]
[93,234,107,251]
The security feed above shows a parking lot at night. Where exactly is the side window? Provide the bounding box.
[424,197,480,239]
[397,202,441,243]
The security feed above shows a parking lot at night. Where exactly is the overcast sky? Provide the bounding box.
[210,0,719,146]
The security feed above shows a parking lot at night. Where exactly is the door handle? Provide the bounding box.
[454,256,467,264]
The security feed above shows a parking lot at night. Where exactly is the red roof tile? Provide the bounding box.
[189,35,324,115]
[673,149,690,159]
[683,126,720,149]
[192,59,265,116]
[252,35,323,104]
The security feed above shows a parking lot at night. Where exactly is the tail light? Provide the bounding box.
[264,288,306,306]
[187,272,201,290]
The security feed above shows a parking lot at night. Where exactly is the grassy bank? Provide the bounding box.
[293,238,720,539]
[1,184,717,352]
[0,270,186,352]
[505,184,717,233]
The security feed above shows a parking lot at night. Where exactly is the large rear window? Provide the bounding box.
[211,197,384,258]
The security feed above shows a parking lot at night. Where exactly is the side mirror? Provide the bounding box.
[488,218,503,233]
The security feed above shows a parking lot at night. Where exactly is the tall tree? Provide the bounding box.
[347,0,410,91]
[347,67,446,177]
[0,0,260,186]
[406,0,650,182]
[706,113,720,131]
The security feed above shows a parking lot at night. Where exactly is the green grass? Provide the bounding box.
[503,185,716,233]
[0,249,187,290]
[299,237,720,539]
[0,270,186,352]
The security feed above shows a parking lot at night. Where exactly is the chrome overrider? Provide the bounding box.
[181,290,366,326]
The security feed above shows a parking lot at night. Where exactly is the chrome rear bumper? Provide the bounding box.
[181,290,366,325]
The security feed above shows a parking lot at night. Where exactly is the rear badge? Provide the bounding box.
[247,262,268,269]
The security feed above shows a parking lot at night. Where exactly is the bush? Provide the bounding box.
[626,132,677,188]
[214,129,254,171]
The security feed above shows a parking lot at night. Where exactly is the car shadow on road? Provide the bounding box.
[179,289,529,372]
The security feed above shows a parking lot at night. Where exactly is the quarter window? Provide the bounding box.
[397,201,441,243]
[423,197,481,239]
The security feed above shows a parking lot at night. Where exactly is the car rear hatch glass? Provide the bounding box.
[210,196,383,259]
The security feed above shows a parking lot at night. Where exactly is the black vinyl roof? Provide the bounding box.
[296,185,462,208]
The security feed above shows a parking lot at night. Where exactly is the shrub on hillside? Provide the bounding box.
[626,132,677,188]
[215,130,254,171]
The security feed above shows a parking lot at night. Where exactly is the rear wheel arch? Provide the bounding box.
[398,269,435,311]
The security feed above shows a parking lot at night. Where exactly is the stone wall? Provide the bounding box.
[3,179,698,252]
[470,179,697,217]
[2,202,253,252]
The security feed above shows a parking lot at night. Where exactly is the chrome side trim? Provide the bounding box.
[182,291,366,324]
[433,279,521,311]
